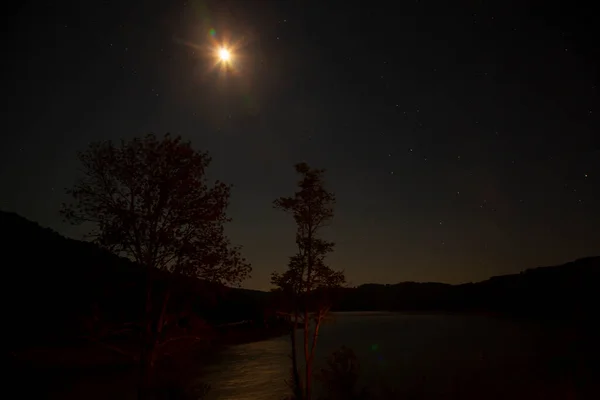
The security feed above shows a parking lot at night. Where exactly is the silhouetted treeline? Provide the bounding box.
[332,257,600,320]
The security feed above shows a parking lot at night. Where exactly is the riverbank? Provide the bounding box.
[8,321,290,399]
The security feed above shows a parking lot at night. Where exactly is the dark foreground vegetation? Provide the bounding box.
[4,210,283,357]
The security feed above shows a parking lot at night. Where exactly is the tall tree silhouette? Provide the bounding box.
[272,162,345,400]
[61,133,251,398]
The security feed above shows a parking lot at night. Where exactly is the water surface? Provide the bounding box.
[199,312,596,399]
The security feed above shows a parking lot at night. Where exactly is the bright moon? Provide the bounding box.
[219,48,230,61]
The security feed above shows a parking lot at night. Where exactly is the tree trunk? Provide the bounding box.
[290,311,303,398]
[303,308,311,398]
[305,357,312,400]
[137,276,155,400]
[305,230,313,399]
[156,284,172,344]
[138,281,172,400]
[308,315,322,367]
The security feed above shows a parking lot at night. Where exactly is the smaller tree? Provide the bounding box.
[272,162,345,400]
[315,346,369,400]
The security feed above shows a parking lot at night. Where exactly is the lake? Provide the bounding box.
[197,312,597,399]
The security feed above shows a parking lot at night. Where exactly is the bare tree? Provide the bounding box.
[272,162,345,400]
[61,133,251,398]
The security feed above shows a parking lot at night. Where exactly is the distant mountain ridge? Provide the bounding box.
[349,255,599,291]
[335,256,599,317]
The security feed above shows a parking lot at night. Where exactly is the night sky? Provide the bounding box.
[3,1,598,290]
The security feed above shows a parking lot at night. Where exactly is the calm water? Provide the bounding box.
[197,312,597,399]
